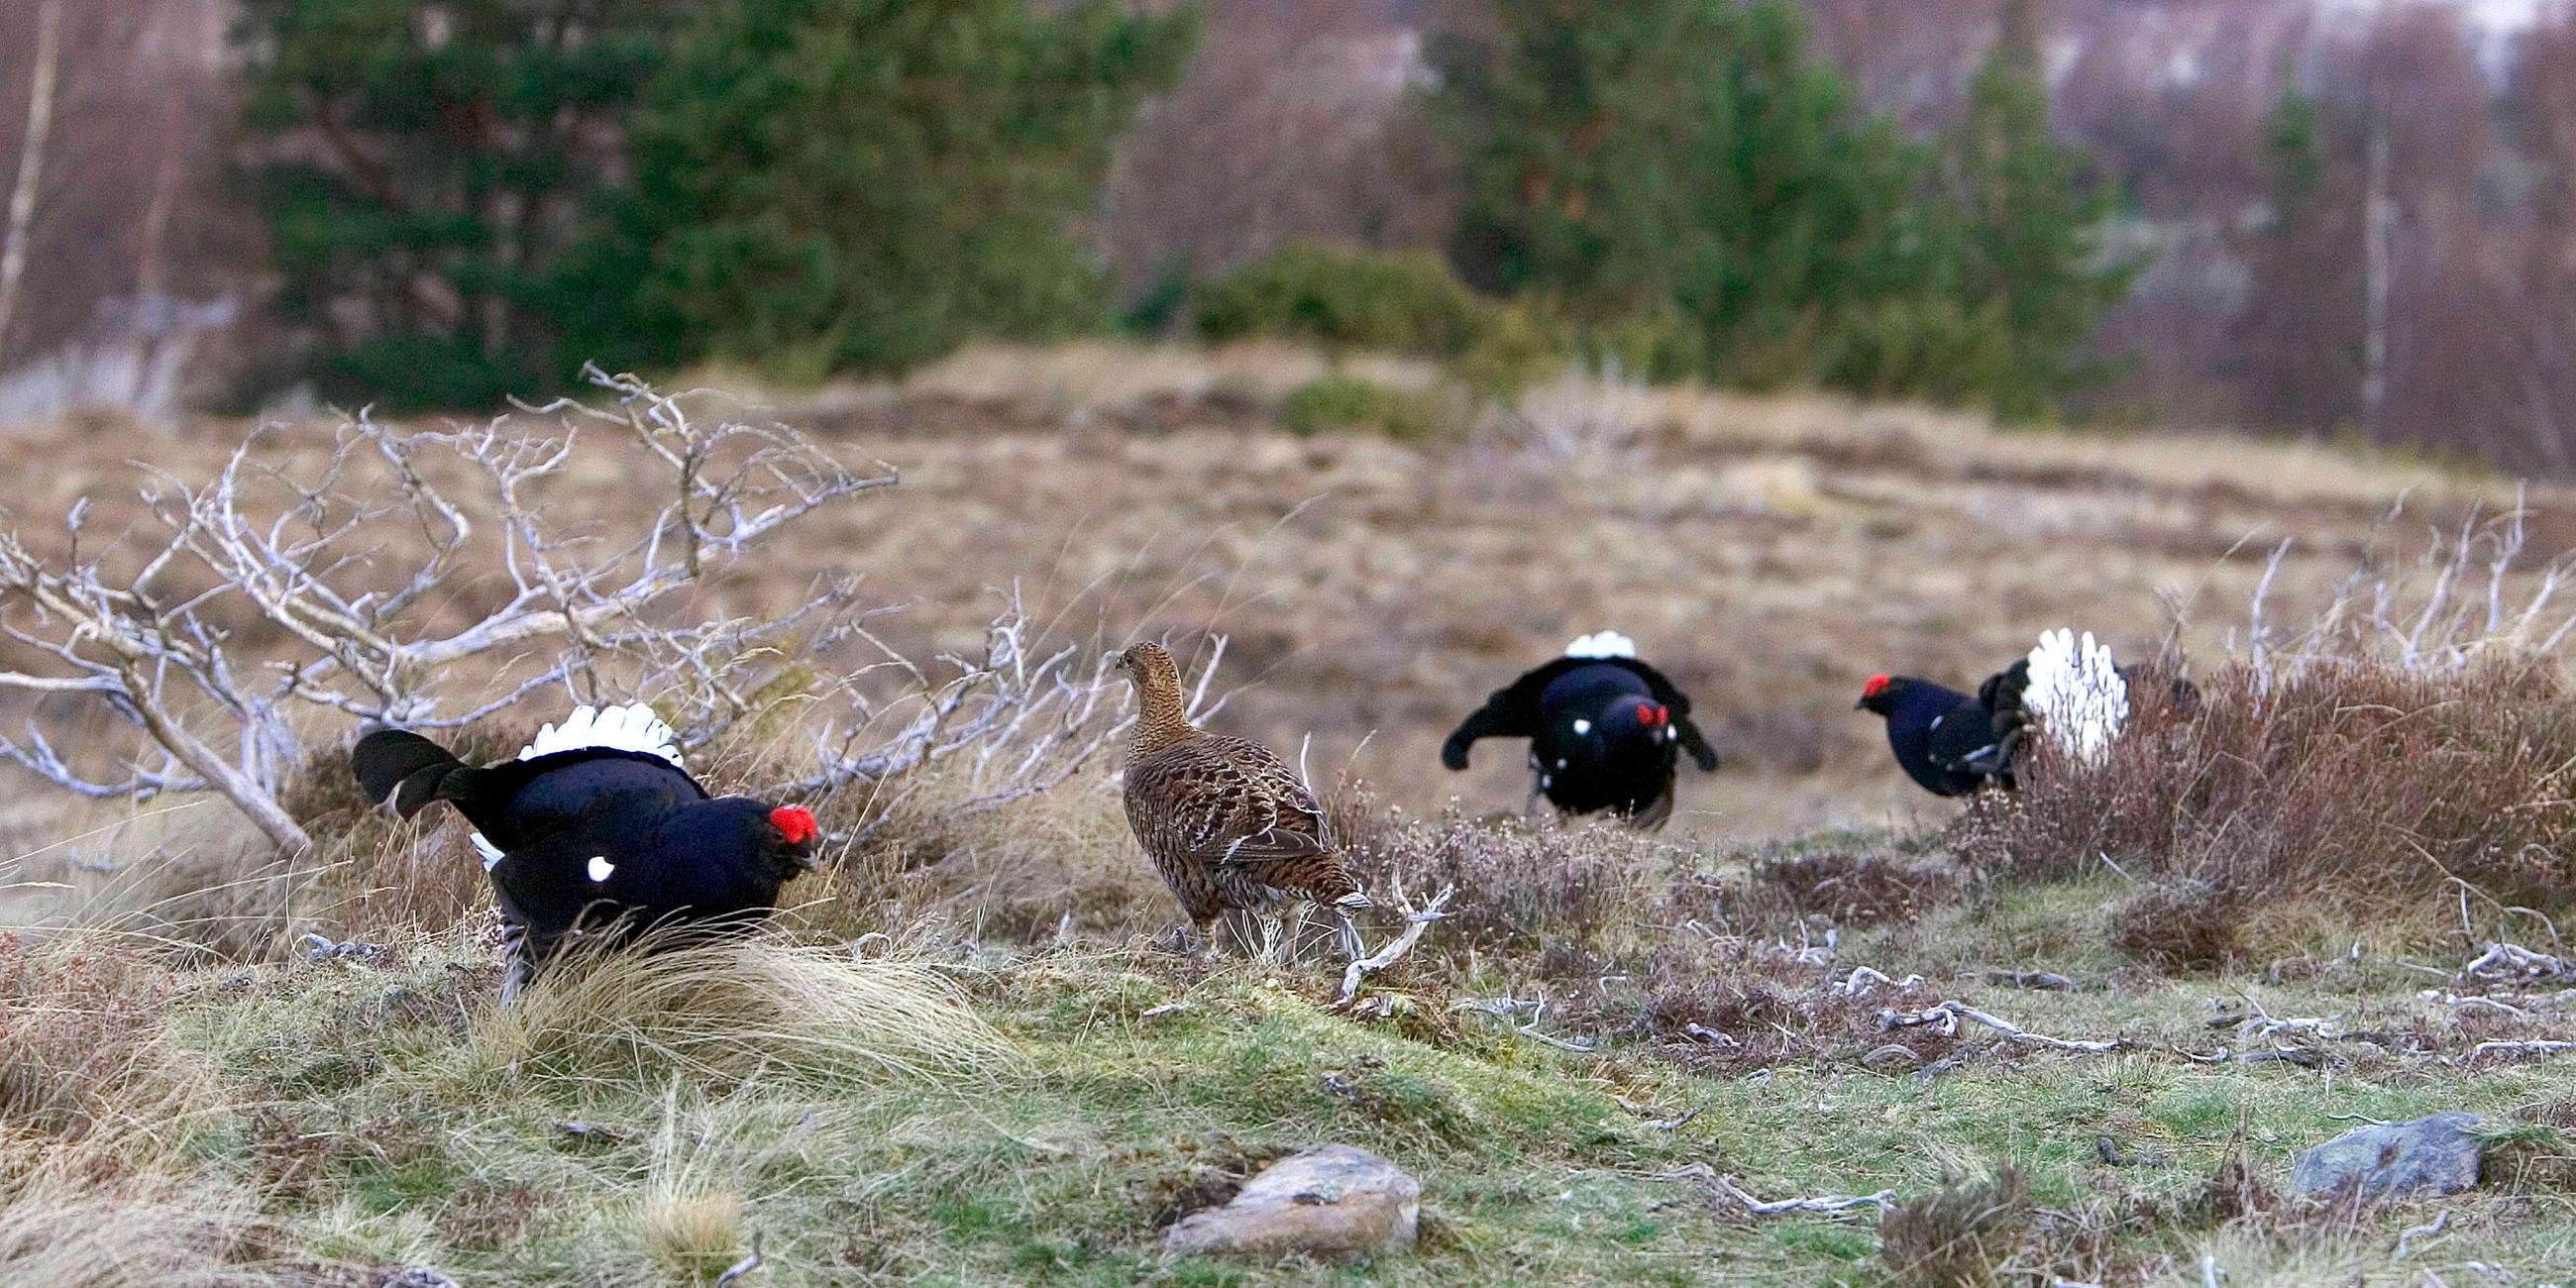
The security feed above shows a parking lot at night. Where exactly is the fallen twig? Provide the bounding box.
[2394,1210,2449,1260]
[1830,966,1925,997]
[1881,1001,2120,1053]
[1654,1164,1892,1215]
[714,1232,764,1287]
[1337,882,1455,1006]
[1452,991,1595,1051]
[1984,969,2080,992]
[2455,1038,2576,1064]
[2461,941,2575,985]
[1615,1097,1702,1131]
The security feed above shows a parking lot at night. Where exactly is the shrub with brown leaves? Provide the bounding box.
[1750,843,1968,927]
[1334,793,1677,974]
[1878,1165,2033,1288]
[1957,659,2576,965]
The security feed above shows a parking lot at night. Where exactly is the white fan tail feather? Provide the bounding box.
[517,702,684,769]
[2022,628,2128,767]
[1563,630,1639,660]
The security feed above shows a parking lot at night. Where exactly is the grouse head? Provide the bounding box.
[1856,673,1902,714]
[687,801,822,882]
[1113,641,1183,690]
[1115,642,1197,750]
[1577,693,1674,762]
[768,805,822,873]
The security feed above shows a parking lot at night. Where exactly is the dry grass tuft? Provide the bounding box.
[1958,659,2576,962]
[638,1189,746,1283]
[461,936,1018,1091]
[0,935,210,1149]
[0,1170,281,1288]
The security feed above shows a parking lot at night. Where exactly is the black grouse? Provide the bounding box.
[1442,631,1720,828]
[1860,629,2133,798]
[351,704,820,1001]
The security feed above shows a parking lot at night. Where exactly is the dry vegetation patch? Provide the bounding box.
[1960,660,2576,964]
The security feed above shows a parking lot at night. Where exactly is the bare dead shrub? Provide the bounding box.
[2238,494,2576,680]
[0,370,1134,866]
[1958,658,2576,960]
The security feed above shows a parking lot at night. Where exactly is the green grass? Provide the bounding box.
[79,923,2576,1283]
[11,841,2576,1285]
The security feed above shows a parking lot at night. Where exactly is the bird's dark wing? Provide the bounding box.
[485,821,631,939]
[1443,660,1596,769]
[1926,705,2011,777]
[1442,701,1524,770]
[459,749,707,853]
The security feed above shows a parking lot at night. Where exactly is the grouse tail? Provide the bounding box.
[350,728,476,818]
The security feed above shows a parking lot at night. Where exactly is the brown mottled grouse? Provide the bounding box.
[1116,642,1371,958]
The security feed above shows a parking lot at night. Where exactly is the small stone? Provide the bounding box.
[2290,1113,2483,1199]
[377,1270,460,1288]
[1162,1144,1419,1260]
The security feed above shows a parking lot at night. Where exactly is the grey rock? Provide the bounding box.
[1162,1144,1420,1259]
[377,1271,461,1288]
[2290,1112,2483,1199]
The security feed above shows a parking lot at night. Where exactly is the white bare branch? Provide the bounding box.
[1880,1000,2122,1054]
[0,369,896,853]
[1337,880,1455,1007]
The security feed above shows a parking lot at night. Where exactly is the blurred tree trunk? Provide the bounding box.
[0,0,64,365]
[2362,122,2389,442]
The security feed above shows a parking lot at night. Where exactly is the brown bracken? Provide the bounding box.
[1115,642,1371,959]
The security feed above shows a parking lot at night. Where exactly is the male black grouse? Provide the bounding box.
[1442,631,1720,828]
[351,704,820,1001]
[1860,628,2132,798]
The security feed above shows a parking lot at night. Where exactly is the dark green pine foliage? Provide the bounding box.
[1430,0,1934,387]
[238,0,680,408]
[2232,79,2360,433]
[1940,0,2135,420]
[574,0,1197,378]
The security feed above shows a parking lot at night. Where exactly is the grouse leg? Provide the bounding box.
[498,920,535,1006]
[1257,911,1291,965]
[1336,909,1366,961]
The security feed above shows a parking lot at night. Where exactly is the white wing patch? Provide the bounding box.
[520,703,683,769]
[2023,628,2128,767]
[475,833,503,870]
[1564,630,1638,660]
[587,855,615,884]
[1571,718,1592,735]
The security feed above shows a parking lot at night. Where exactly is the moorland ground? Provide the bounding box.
[3,344,2574,1286]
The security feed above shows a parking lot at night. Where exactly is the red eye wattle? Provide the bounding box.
[771,805,819,845]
